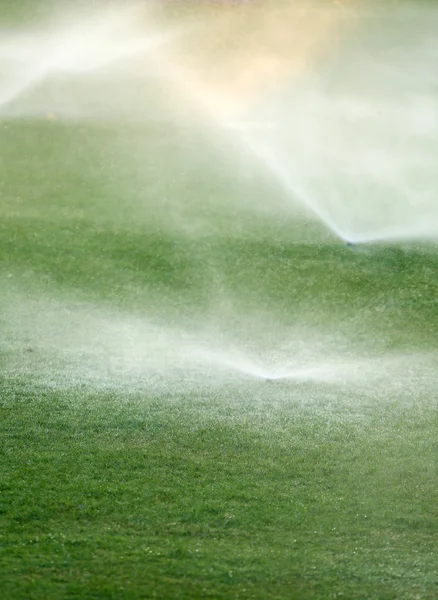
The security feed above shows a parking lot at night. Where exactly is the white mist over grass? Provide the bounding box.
[1,2,437,243]
[1,287,436,399]
[0,4,188,120]
[1,2,438,397]
[235,3,438,244]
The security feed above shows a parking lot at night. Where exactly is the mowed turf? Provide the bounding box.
[1,116,438,600]
[1,378,437,600]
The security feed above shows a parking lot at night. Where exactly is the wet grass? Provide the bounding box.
[1,379,438,599]
[1,118,438,599]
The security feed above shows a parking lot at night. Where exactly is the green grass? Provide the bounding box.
[1,101,438,600]
[1,379,437,599]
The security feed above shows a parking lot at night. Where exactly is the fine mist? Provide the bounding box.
[1,1,437,396]
[1,2,437,242]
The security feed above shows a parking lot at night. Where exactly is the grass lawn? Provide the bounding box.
[1,116,437,600]
[1,4,438,598]
[1,376,437,600]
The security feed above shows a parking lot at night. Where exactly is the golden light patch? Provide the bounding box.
[172,2,344,117]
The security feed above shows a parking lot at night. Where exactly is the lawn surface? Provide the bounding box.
[1,116,437,600]
[1,3,438,599]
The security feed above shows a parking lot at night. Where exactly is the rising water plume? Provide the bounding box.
[1,2,438,395]
[2,288,436,397]
[1,2,437,243]
[173,1,438,244]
